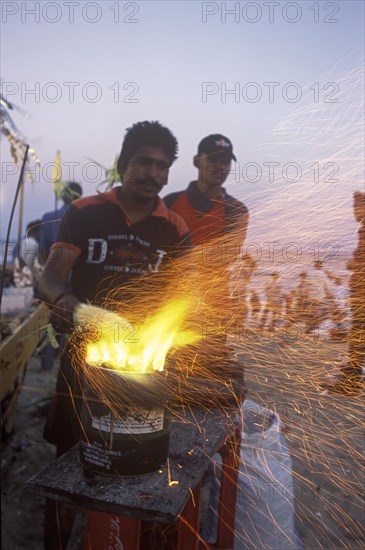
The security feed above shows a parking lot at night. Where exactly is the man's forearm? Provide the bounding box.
[38,269,70,305]
[39,271,80,333]
[38,247,78,305]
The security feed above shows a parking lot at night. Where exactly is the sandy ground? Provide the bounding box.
[236,332,364,549]
[1,331,364,549]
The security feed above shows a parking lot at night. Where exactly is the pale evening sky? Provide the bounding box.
[1,0,364,257]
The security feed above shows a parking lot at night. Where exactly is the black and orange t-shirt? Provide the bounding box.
[52,187,190,304]
[164,181,249,245]
[164,181,249,316]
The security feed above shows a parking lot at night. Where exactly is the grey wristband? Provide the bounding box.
[53,291,74,306]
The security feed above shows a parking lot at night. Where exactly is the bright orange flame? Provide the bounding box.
[74,300,200,373]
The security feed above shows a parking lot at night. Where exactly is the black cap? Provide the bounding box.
[197,134,236,161]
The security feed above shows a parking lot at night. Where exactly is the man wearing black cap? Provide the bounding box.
[164,132,248,363]
[164,134,248,246]
[164,133,249,332]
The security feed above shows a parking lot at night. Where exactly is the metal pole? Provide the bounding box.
[17,173,25,253]
[0,145,29,310]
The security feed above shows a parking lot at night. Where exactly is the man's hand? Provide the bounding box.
[50,293,80,333]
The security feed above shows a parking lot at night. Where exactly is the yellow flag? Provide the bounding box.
[52,150,64,199]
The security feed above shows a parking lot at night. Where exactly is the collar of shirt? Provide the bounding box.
[98,186,173,222]
[186,181,226,213]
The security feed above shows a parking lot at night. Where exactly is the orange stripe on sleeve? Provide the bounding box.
[165,209,190,238]
[51,242,81,256]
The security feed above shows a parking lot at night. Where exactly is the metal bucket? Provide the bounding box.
[79,366,171,476]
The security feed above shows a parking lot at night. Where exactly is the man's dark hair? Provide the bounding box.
[117,121,178,176]
[62,181,83,204]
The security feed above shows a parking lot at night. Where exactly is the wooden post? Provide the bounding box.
[177,482,203,550]
[85,511,141,550]
[216,427,241,549]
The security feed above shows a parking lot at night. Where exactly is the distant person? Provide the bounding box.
[325,284,348,340]
[250,289,262,321]
[308,260,345,335]
[260,272,285,331]
[321,191,364,394]
[38,182,82,371]
[292,262,333,334]
[237,254,259,323]
[324,268,342,287]
[19,220,40,271]
[39,182,83,263]
[13,220,41,295]
[284,288,297,326]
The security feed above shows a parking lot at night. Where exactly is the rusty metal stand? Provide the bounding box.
[84,427,241,550]
[176,482,202,549]
[26,409,242,550]
[85,512,141,549]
